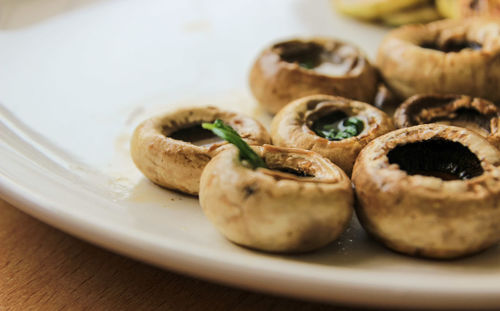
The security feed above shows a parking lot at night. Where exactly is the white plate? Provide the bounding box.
[1,0,500,309]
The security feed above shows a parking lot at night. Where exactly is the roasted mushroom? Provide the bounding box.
[199,144,353,253]
[249,38,378,114]
[437,0,500,19]
[394,94,500,148]
[377,18,500,103]
[130,106,270,195]
[352,124,500,259]
[271,95,394,175]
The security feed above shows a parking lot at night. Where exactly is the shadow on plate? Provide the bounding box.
[0,0,105,29]
[281,214,500,274]
[126,176,500,273]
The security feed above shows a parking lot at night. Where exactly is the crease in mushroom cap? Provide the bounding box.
[130,106,271,195]
[374,83,400,116]
[376,18,500,103]
[249,38,378,114]
[352,124,500,259]
[394,94,500,148]
[199,144,353,253]
[271,94,394,176]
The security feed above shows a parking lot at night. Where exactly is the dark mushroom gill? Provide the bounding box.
[168,124,223,146]
[428,108,492,131]
[409,107,492,133]
[275,41,323,69]
[387,139,484,180]
[312,110,348,130]
[469,0,481,11]
[420,41,482,53]
[273,41,359,74]
[273,167,313,177]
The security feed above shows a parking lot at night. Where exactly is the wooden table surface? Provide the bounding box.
[0,198,369,311]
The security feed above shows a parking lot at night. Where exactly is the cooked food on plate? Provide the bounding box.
[131,16,500,259]
[249,38,377,114]
[271,95,394,175]
[130,106,270,195]
[333,0,433,21]
[333,0,500,25]
[377,18,500,103]
[200,121,353,252]
[353,124,500,259]
[394,94,500,148]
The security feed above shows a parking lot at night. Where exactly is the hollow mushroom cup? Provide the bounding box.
[377,18,500,102]
[394,94,500,148]
[249,38,378,114]
[199,144,353,253]
[271,95,394,176]
[130,106,270,196]
[352,124,500,259]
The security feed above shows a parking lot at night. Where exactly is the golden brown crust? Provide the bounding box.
[130,106,270,195]
[377,18,500,102]
[394,94,500,148]
[438,0,500,18]
[271,95,394,175]
[199,144,353,253]
[352,124,500,259]
[249,38,378,114]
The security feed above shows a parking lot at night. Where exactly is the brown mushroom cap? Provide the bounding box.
[249,38,378,114]
[199,144,353,253]
[377,18,500,102]
[130,106,270,195]
[437,0,500,18]
[352,124,500,259]
[271,95,394,175]
[394,94,500,148]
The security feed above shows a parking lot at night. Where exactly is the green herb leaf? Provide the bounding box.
[202,119,267,169]
[299,60,315,69]
[343,117,364,133]
[314,116,364,141]
[343,126,358,136]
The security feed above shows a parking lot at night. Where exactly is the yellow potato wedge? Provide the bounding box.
[381,4,441,26]
[333,0,430,20]
[435,0,459,18]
